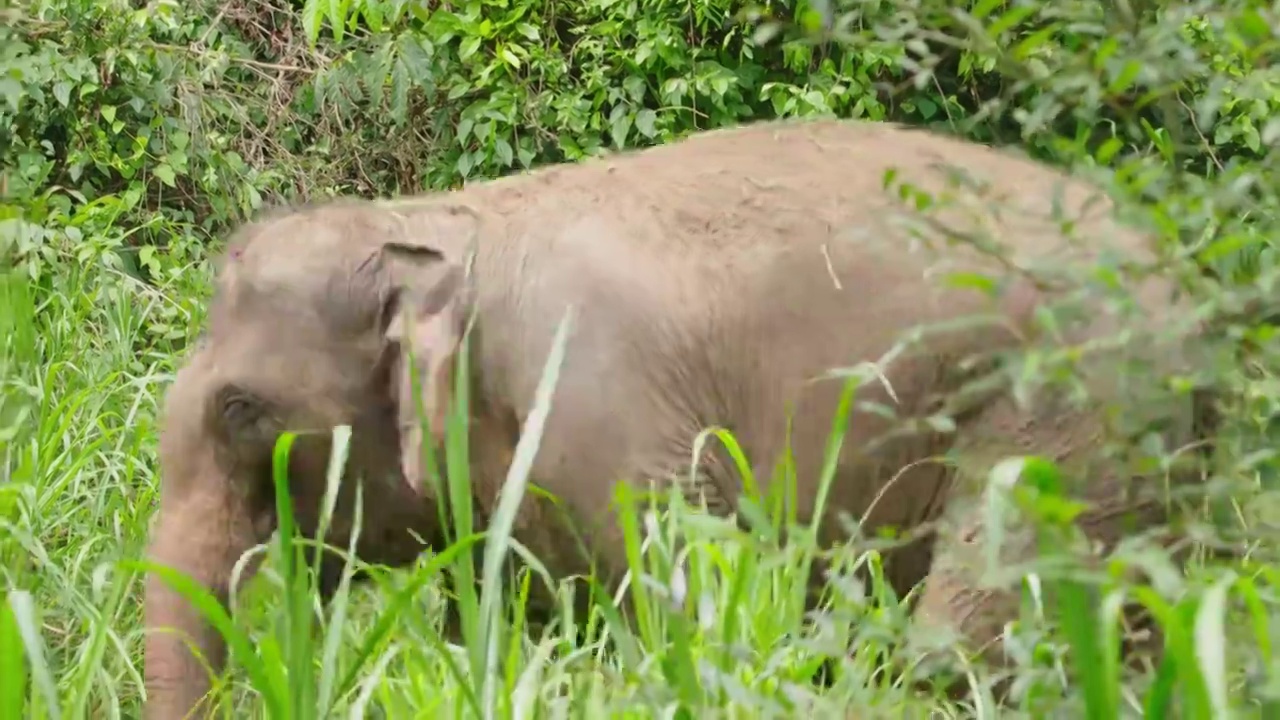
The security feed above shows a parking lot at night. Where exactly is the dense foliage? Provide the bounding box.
[6,0,1280,716]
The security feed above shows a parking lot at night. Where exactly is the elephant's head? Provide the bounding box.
[142,199,480,719]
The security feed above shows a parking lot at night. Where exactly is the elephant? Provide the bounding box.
[142,117,1217,718]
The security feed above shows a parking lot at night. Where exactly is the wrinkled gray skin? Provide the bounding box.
[143,118,1214,717]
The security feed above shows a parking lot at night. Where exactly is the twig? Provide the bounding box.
[146,42,315,75]
[195,4,231,49]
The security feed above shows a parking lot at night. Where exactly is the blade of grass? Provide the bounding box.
[446,310,482,683]
[314,424,357,715]
[478,305,575,720]
[271,431,317,720]
[1194,571,1235,719]
[0,592,27,718]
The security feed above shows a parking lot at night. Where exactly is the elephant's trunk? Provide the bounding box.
[143,453,261,719]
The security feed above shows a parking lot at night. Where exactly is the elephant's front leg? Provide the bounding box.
[143,461,265,720]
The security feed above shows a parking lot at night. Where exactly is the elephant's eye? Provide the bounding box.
[217,385,264,431]
[224,396,257,425]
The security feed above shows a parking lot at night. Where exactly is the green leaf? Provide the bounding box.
[153,164,176,187]
[1243,122,1261,152]
[302,0,323,45]
[397,34,433,76]
[623,75,646,102]
[636,109,657,138]
[52,82,72,108]
[459,36,482,62]
[516,23,540,41]
[915,96,938,120]
[448,82,470,101]
[138,245,158,274]
[500,45,521,69]
[457,116,474,144]
[610,111,633,149]
[1234,9,1273,43]
[1096,136,1124,164]
[971,0,1005,19]
[942,271,997,295]
[390,57,411,125]
[363,0,384,33]
[1107,60,1143,95]
[328,0,347,42]
[494,137,513,167]
[0,78,22,112]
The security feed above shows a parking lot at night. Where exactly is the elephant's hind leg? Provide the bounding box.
[910,392,1186,698]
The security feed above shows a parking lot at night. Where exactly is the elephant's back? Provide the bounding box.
[455,118,1192,445]
[460,118,1165,318]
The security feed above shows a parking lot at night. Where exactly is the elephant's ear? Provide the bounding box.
[386,266,466,497]
[374,202,479,330]
[377,204,477,496]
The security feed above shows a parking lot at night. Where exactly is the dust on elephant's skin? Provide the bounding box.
[141,118,1215,718]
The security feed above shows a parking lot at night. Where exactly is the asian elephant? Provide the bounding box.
[142,118,1216,718]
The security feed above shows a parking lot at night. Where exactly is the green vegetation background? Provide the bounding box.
[5,0,1280,716]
